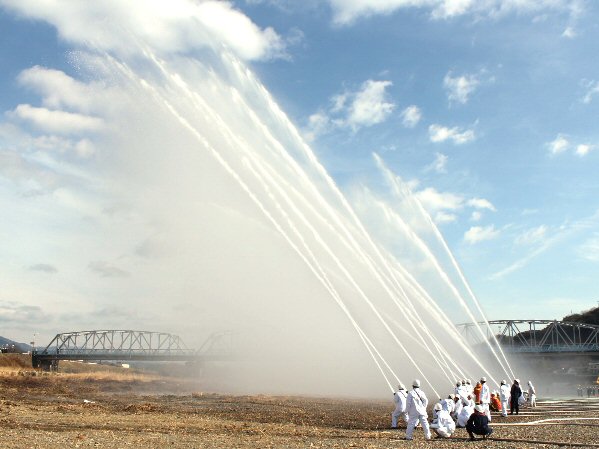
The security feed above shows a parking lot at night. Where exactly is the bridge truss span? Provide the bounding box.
[456,320,599,354]
[32,329,234,370]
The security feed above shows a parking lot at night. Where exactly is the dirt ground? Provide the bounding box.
[0,363,598,448]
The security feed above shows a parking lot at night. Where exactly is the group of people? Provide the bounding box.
[391,377,537,441]
[577,385,599,397]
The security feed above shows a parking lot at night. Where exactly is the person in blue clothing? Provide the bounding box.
[466,404,493,441]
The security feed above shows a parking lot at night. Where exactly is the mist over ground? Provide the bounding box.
[0,1,515,398]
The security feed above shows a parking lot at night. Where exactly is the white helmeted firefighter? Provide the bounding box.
[391,383,408,428]
[528,381,537,407]
[499,380,510,417]
[452,394,463,420]
[441,395,455,414]
[457,395,475,428]
[405,379,431,440]
[430,403,456,438]
[479,376,491,420]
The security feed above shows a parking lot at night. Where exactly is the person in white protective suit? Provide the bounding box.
[457,396,474,428]
[430,403,456,438]
[452,394,463,420]
[454,381,461,396]
[391,383,409,428]
[499,380,510,417]
[441,395,455,414]
[405,379,431,440]
[528,381,537,407]
[466,379,473,395]
[479,377,491,420]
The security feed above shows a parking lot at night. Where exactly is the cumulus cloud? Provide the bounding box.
[414,187,463,213]
[327,0,577,26]
[467,197,496,211]
[547,134,570,154]
[546,134,594,157]
[346,80,395,129]
[400,105,422,128]
[1,0,285,61]
[562,26,576,38]
[443,71,480,104]
[8,104,104,135]
[429,124,475,144]
[306,79,395,137]
[464,225,499,244]
[576,144,593,156]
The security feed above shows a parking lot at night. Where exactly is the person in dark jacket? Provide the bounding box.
[466,405,493,440]
[510,379,522,415]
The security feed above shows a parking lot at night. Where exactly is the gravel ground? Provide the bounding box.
[0,372,598,448]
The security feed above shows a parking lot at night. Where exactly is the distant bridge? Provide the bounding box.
[456,320,599,355]
[32,330,234,370]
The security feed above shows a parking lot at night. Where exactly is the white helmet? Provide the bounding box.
[434,403,442,411]
[398,382,406,390]
[413,379,421,388]
[480,376,487,383]
[501,380,506,385]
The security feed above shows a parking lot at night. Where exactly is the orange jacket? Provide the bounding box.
[491,395,502,411]
[474,383,482,403]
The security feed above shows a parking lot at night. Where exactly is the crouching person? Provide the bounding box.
[430,403,455,438]
[466,405,493,440]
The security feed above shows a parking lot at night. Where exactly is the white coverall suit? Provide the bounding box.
[405,388,431,440]
[528,382,537,407]
[499,384,510,417]
[457,403,474,428]
[431,409,456,438]
[480,382,491,420]
[391,389,408,428]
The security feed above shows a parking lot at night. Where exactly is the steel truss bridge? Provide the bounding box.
[456,320,599,354]
[32,330,233,370]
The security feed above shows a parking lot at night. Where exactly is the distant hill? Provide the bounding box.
[0,336,32,353]
[563,306,599,326]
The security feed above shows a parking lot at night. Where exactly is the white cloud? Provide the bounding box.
[467,197,496,211]
[562,26,576,38]
[1,0,285,61]
[327,0,577,26]
[515,225,548,246]
[425,152,448,173]
[400,105,422,128]
[470,211,482,221]
[306,79,395,136]
[547,134,570,154]
[304,112,330,141]
[429,124,475,144]
[576,144,593,156]
[464,225,499,244]
[443,71,480,104]
[18,66,97,113]
[9,104,104,135]
[346,80,395,129]
[414,187,463,213]
[546,134,594,157]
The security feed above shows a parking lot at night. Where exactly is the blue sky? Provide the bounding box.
[1,0,598,347]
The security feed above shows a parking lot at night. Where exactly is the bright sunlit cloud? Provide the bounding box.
[428,124,475,144]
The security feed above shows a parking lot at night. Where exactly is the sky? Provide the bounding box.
[0,0,598,366]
